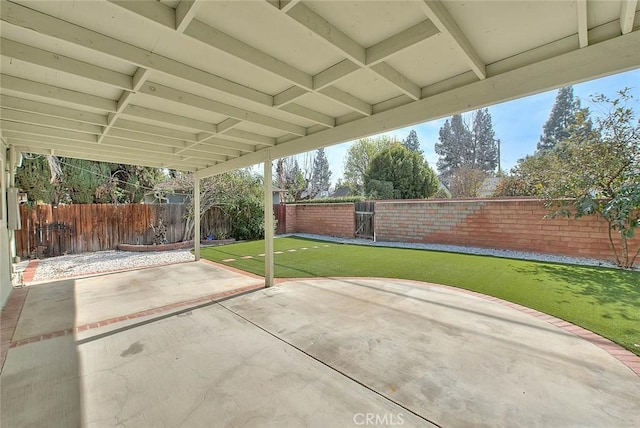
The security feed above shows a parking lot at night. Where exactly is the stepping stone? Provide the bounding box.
[258,254,265,257]
[300,247,309,250]
[287,249,297,252]
[241,256,254,259]
[222,258,236,262]
[274,251,284,254]
[312,246,319,248]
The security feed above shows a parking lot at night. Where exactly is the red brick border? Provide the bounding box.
[1,287,29,373]
[22,259,39,283]
[8,282,264,349]
[276,276,640,377]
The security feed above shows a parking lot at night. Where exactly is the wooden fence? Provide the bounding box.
[15,204,233,258]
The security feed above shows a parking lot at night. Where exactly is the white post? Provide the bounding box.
[8,146,16,261]
[194,175,201,261]
[264,156,274,287]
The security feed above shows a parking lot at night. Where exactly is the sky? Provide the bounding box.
[317,68,640,186]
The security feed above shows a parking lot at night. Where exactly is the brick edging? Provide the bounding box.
[8,282,264,349]
[22,259,39,283]
[1,287,29,373]
[276,276,640,377]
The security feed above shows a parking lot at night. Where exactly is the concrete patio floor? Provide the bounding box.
[1,263,639,427]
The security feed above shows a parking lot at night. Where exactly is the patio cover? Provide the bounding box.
[1,0,639,298]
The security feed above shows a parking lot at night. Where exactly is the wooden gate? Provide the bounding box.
[274,204,287,235]
[355,201,375,239]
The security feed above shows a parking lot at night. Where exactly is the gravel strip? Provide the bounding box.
[32,249,195,282]
[288,233,637,271]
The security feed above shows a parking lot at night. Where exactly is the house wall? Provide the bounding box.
[284,203,355,238]
[374,198,639,263]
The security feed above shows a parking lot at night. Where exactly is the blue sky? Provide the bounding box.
[320,68,640,186]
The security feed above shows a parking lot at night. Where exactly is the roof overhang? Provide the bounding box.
[1,0,638,178]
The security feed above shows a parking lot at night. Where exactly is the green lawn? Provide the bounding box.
[200,237,640,356]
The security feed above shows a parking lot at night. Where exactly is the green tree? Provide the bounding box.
[343,136,396,195]
[276,157,307,201]
[310,148,332,196]
[537,86,591,151]
[365,143,438,199]
[497,90,639,268]
[15,155,59,204]
[402,129,422,154]
[473,108,499,172]
[436,110,500,183]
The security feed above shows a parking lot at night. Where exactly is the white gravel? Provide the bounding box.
[32,249,195,282]
[289,233,636,270]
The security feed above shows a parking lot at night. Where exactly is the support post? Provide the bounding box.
[194,175,201,261]
[264,155,274,287]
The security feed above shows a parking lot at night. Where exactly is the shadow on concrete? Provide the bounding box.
[1,279,82,427]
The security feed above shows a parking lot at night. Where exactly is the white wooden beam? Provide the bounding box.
[279,103,335,128]
[312,60,360,90]
[285,3,422,103]
[1,2,273,106]
[122,105,218,134]
[216,118,242,134]
[263,154,274,287]
[418,0,486,79]
[195,29,640,178]
[279,0,301,13]
[176,1,199,33]
[0,108,102,135]
[109,0,175,28]
[196,134,256,153]
[0,95,108,125]
[1,121,97,143]
[620,0,638,34]
[112,118,198,141]
[577,0,589,48]
[318,87,372,116]
[139,81,306,136]
[369,62,421,100]
[222,129,276,147]
[273,87,309,107]
[184,20,313,90]
[366,20,440,65]
[286,3,366,64]
[1,74,116,112]
[1,38,133,90]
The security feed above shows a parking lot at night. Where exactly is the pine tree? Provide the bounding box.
[537,86,582,151]
[473,108,499,172]
[435,114,471,181]
[402,129,422,153]
[311,148,332,196]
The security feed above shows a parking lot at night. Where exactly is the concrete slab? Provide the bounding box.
[2,274,639,427]
[12,261,262,341]
[224,279,640,427]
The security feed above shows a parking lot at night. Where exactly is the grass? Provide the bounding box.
[200,237,640,356]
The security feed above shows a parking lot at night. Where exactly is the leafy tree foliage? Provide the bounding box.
[364,143,439,199]
[156,169,264,241]
[449,166,487,198]
[310,148,332,196]
[276,157,307,201]
[15,156,164,204]
[496,90,639,268]
[537,86,591,151]
[343,136,396,195]
[435,109,499,183]
[402,129,422,154]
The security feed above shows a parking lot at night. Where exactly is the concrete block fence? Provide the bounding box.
[284,199,639,264]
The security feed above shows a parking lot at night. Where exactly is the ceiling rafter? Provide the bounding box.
[1,74,116,112]
[577,0,589,48]
[1,1,273,106]
[418,0,486,80]
[138,81,307,136]
[0,108,102,135]
[283,2,422,100]
[0,95,108,126]
[620,0,639,34]
[0,38,133,90]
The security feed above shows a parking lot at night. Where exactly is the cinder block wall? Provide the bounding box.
[284,203,355,238]
[375,198,639,262]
